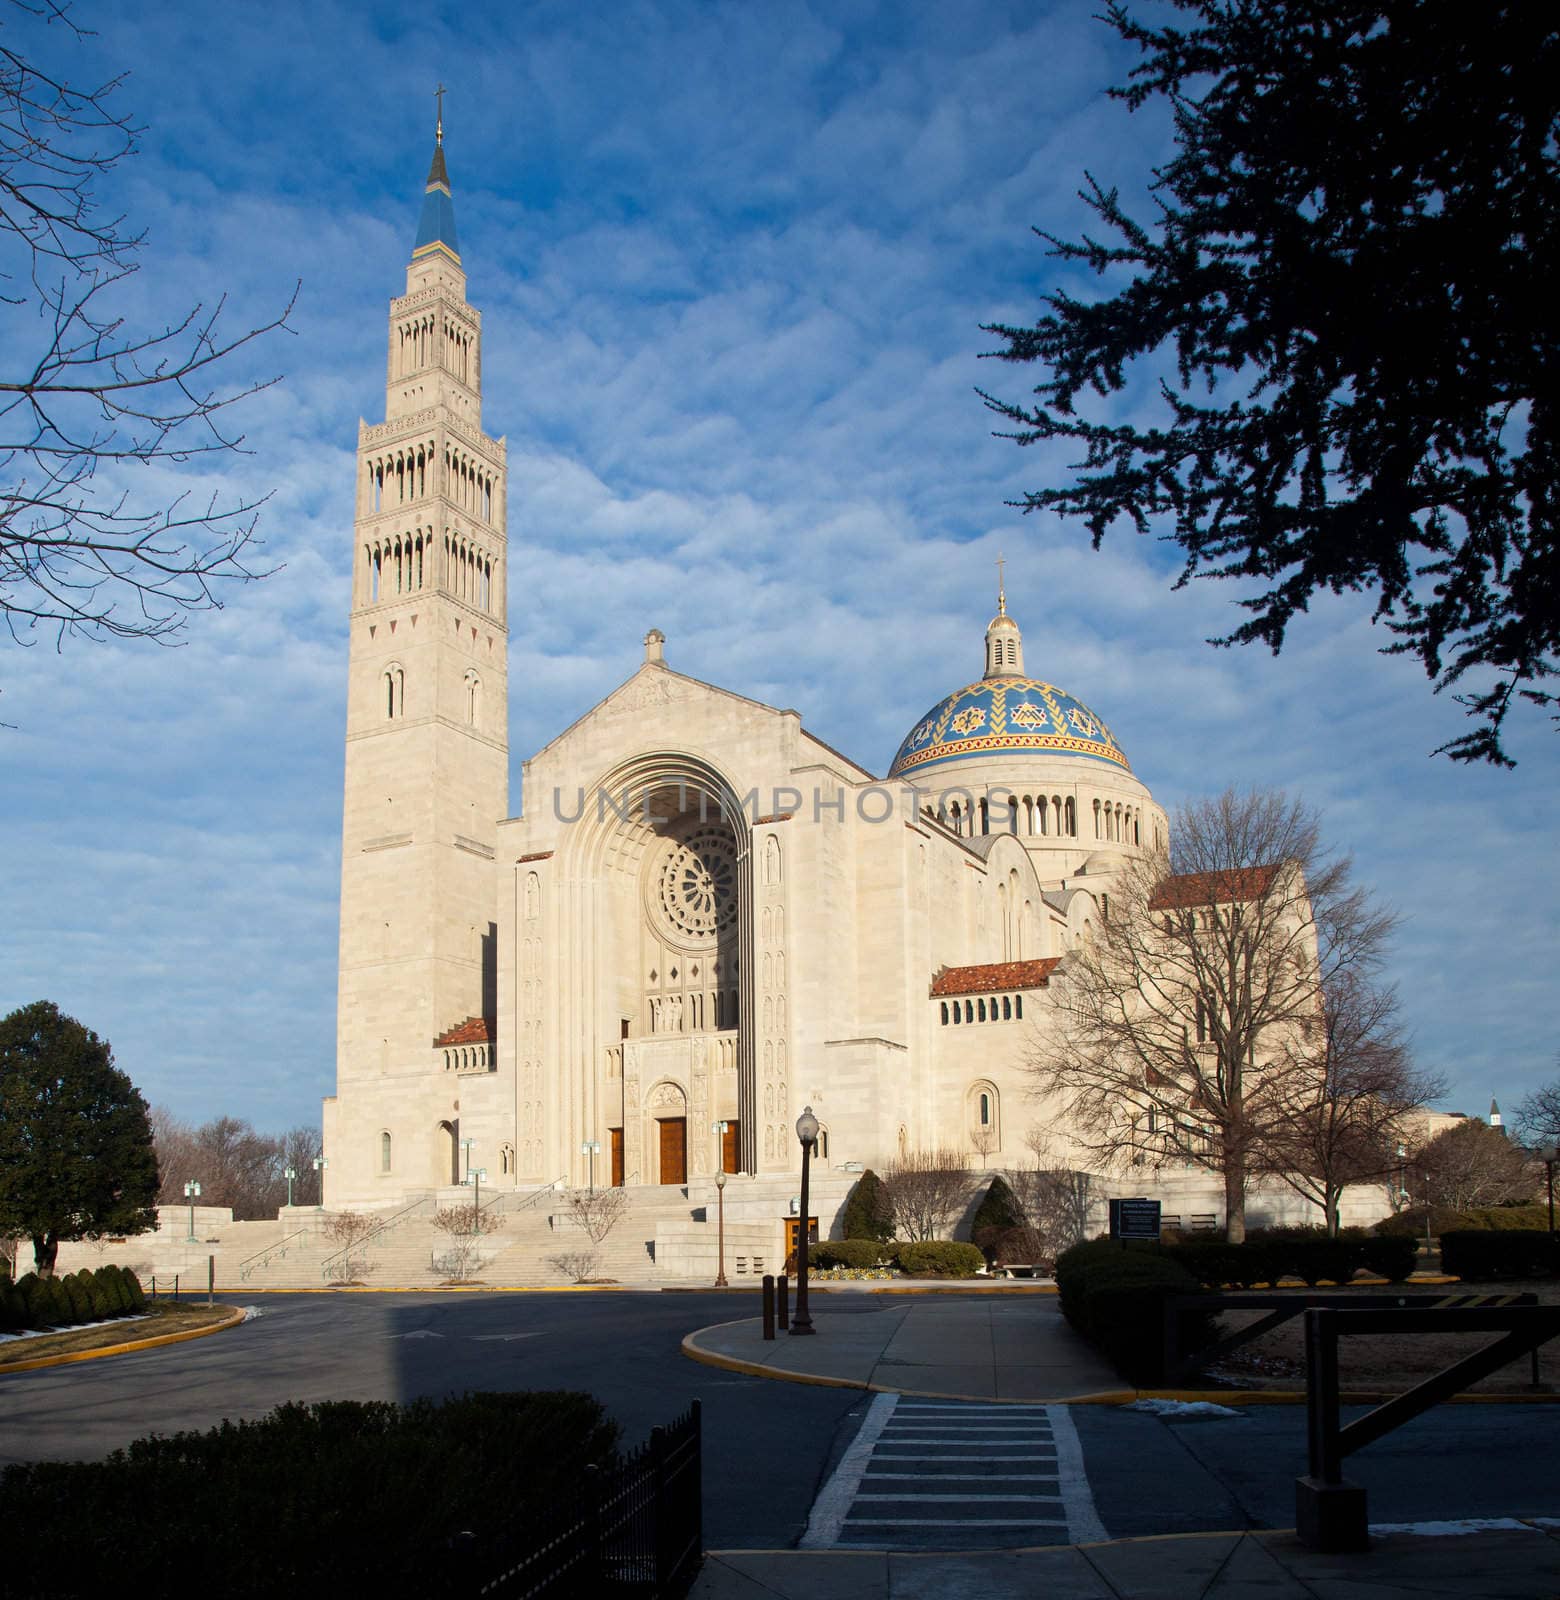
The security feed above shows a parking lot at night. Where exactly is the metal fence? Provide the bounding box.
[463,1399,703,1598]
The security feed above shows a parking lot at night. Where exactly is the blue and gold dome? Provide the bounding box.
[888,676,1130,779]
[887,589,1130,778]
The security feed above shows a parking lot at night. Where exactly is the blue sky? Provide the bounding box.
[1,0,1554,1137]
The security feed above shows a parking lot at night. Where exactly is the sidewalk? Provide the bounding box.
[683,1292,1560,1596]
[692,1523,1560,1598]
[683,1293,1123,1400]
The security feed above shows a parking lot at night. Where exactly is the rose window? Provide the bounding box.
[654,827,738,942]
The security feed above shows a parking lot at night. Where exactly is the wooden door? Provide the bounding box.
[721,1120,740,1174]
[658,1118,687,1185]
[609,1127,624,1187]
[785,1217,820,1253]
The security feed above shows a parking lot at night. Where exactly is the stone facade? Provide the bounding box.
[321,136,1379,1248]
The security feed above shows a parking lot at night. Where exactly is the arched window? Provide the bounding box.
[384,664,405,719]
[966,1081,1001,1152]
[951,1002,960,1025]
[817,1127,830,1161]
[979,1092,991,1126]
[978,998,987,1022]
[1002,996,1012,1020]
[965,1000,974,1023]
[1093,798,1102,838]
[1065,798,1076,836]
[380,1131,392,1173]
[465,669,481,727]
[1015,995,1023,1019]
[940,1002,949,1025]
[501,1143,514,1176]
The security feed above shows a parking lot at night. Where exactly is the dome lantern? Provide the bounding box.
[984,555,1024,678]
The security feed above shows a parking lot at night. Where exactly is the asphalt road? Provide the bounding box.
[0,1291,875,1548]
[3,1291,1556,1547]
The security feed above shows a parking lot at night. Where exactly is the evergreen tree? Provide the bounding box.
[0,1001,159,1275]
[982,1,1559,764]
[842,1170,894,1242]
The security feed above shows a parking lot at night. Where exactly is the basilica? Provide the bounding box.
[321,131,1319,1247]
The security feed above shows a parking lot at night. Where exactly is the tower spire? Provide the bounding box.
[997,551,1007,617]
[983,563,1024,679]
[414,88,459,263]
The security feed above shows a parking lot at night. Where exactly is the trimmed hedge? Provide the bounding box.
[1055,1240,1213,1385]
[0,1391,619,1598]
[1440,1230,1559,1279]
[1375,1204,1550,1237]
[2,1266,148,1333]
[1360,1234,1418,1283]
[894,1240,985,1278]
[813,1240,889,1270]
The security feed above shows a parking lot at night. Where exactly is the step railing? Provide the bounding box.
[479,1177,567,1219]
[237,1227,308,1282]
[319,1194,435,1281]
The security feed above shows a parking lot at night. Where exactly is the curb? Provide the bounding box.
[0,1306,246,1375]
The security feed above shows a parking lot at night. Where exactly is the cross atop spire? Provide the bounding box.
[435,83,446,147]
[997,551,1007,617]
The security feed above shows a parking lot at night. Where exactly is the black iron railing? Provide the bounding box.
[464,1399,703,1598]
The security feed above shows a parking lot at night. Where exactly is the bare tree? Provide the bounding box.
[150,1110,319,1218]
[882,1148,972,1242]
[1513,1072,1560,1152]
[322,1211,378,1284]
[1253,973,1445,1234]
[1413,1119,1536,1211]
[431,1203,501,1283]
[0,4,293,673]
[1009,1132,1099,1254]
[969,1127,997,1170]
[1034,788,1397,1242]
[563,1186,627,1246]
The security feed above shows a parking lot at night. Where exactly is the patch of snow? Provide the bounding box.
[1369,1519,1535,1537]
[239,1306,263,1322]
[0,1313,150,1345]
[1123,1399,1243,1419]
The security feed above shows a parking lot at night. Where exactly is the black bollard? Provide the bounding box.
[761,1275,775,1340]
[777,1273,789,1330]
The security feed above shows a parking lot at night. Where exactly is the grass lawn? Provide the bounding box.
[0,1302,234,1367]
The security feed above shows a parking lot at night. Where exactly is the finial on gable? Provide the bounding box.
[644,627,666,667]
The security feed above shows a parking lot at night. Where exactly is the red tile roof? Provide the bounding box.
[433,1016,492,1047]
[931,958,1061,997]
[1149,865,1281,911]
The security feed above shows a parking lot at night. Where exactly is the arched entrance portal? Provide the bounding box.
[435,1119,459,1185]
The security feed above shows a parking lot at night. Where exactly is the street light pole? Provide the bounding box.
[1423,1170,1434,1261]
[462,1137,474,1182]
[791,1106,818,1336]
[580,1140,600,1195]
[183,1180,201,1243]
[1541,1147,1559,1236]
[284,1166,297,1208]
[313,1155,328,1210]
[714,1170,728,1287]
[712,1119,730,1176]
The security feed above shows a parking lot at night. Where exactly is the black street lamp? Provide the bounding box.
[714,1170,728,1287]
[1541,1147,1559,1236]
[791,1106,818,1336]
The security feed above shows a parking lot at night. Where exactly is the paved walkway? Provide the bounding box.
[684,1289,1560,1596]
[683,1294,1122,1400]
[692,1524,1560,1598]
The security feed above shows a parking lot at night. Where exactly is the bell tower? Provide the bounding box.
[325,108,509,1203]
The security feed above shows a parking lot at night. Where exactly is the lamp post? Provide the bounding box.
[791,1106,818,1336]
[1422,1169,1434,1261]
[471,1167,486,1213]
[712,1119,730,1176]
[183,1180,202,1242]
[313,1155,328,1209]
[284,1166,297,1208]
[714,1170,728,1287]
[462,1137,475,1182]
[1541,1147,1559,1236]
[581,1140,601,1195]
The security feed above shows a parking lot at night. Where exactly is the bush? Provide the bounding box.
[0,1280,25,1332]
[895,1240,985,1278]
[1375,1203,1550,1238]
[1258,1228,1365,1287]
[1055,1241,1212,1385]
[56,1275,87,1325]
[1168,1238,1275,1289]
[813,1240,887,1270]
[1440,1230,1558,1280]
[1361,1234,1418,1282]
[0,1391,620,1598]
[94,1266,129,1315]
[121,1266,147,1312]
[842,1171,895,1242]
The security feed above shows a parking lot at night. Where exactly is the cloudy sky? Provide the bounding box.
[2,0,1554,1139]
